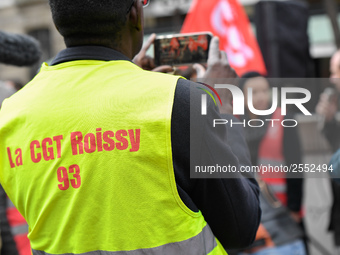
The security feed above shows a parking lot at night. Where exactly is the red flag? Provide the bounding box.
[181,0,267,76]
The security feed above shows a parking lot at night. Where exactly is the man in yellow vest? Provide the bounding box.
[0,0,261,254]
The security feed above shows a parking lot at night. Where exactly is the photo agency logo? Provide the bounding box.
[198,83,312,128]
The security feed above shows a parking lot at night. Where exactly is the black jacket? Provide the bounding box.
[323,119,340,246]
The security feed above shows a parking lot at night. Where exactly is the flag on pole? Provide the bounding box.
[181,0,267,76]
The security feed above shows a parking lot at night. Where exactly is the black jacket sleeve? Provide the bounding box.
[171,78,261,250]
[283,115,303,213]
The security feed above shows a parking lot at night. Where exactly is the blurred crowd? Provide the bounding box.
[1,9,340,255]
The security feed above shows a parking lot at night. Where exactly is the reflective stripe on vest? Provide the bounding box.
[0,60,227,255]
[11,224,29,236]
[32,224,217,255]
[7,197,29,234]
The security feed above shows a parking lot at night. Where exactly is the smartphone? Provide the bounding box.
[154,32,213,66]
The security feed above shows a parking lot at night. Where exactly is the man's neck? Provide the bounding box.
[51,46,132,66]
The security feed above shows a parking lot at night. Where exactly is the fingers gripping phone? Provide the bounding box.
[154,32,213,66]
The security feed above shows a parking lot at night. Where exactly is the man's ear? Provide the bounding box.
[128,1,142,32]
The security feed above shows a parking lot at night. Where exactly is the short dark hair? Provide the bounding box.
[239,71,264,91]
[48,0,131,48]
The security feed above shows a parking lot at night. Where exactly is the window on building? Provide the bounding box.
[27,28,52,79]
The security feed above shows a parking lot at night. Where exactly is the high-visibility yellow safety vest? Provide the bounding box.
[0,60,228,255]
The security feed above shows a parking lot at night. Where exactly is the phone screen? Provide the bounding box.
[154,33,212,66]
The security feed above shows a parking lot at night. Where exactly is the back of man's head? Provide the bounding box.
[49,0,131,48]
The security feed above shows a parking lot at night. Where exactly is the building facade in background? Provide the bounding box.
[0,0,339,82]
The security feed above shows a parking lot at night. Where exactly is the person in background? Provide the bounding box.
[316,50,340,151]
[0,30,41,255]
[0,186,19,255]
[0,82,19,255]
[0,82,31,255]
[237,72,306,255]
[4,80,24,92]
[316,49,340,253]
[5,195,31,255]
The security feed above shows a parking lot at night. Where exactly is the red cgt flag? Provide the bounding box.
[181,0,267,76]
